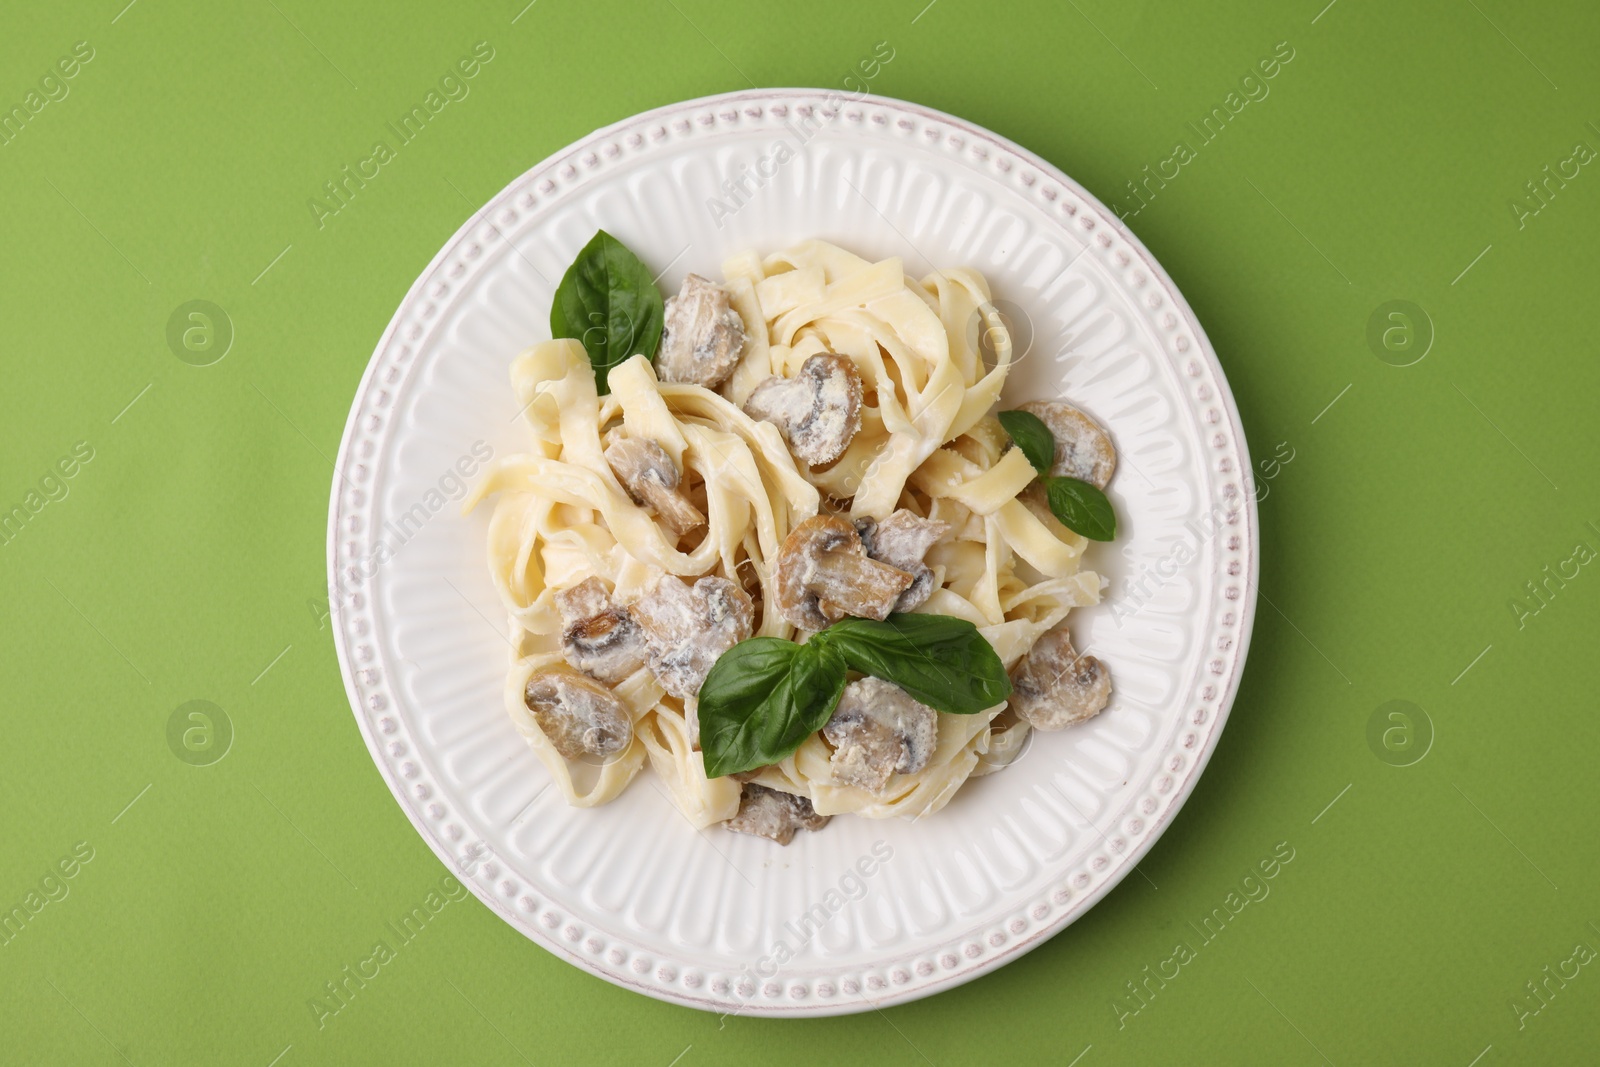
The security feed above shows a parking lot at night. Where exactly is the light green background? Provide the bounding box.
[3,0,1598,1063]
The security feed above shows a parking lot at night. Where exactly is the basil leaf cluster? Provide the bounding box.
[698,614,1012,779]
[550,230,664,395]
[998,408,1117,542]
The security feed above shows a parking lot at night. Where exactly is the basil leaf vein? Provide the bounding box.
[550,230,664,395]
[997,409,1056,476]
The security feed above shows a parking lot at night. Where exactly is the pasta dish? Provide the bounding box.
[466,236,1119,844]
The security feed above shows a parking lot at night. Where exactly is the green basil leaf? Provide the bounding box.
[819,614,1011,715]
[1045,476,1116,542]
[698,637,848,778]
[997,409,1056,476]
[550,230,664,395]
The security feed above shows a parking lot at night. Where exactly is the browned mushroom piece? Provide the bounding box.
[823,677,939,792]
[774,515,914,631]
[656,274,746,389]
[1018,400,1117,489]
[523,666,634,762]
[741,352,863,466]
[603,435,705,537]
[723,783,830,845]
[1008,625,1112,730]
[555,577,647,684]
[630,574,755,700]
[854,510,949,613]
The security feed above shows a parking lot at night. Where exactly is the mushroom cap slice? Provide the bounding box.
[1008,626,1112,730]
[555,577,647,685]
[742,352,863,467]
[656,274,746,390]
[1018,400,1117,489]
[723,783,830,845]
[774,515,914,631]
[630,574,754,700]
[603,434,705,537]
[523,666,634,762]
[855,510,949,613]
[823,677,939,793]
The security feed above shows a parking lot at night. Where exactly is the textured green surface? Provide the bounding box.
[3,0,1598,1063]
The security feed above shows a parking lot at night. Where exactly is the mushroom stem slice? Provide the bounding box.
[1018,400,1117,489]
[855,510,950,613]
[723,784,830,845]
[603,435,706,537]
[630,574,755,700]
[555,577,647,684]
[1008,626,1112,730]
[657,274,746,390]
[774,515,914,632]
[741,352,863,467]
[523,667,634,763]
[823,677,939,793]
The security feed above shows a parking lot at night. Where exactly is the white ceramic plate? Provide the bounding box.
[327,89,1257,1017]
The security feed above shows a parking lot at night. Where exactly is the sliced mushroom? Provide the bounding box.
[741,352,862,466]
[854,510,949,613]
[523,666,633,762]
[723,783,830,845]
[1008,626,1112,730]
[774,515,914,631]
[823,677,938,793]
[604,435,705,537]
[555,577,647,684]
[1018,400,1117,489]
[630,574,754,700]
[656,274,746,390]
